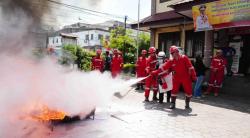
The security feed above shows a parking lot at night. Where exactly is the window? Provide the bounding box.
[98,34,103,40]
[160,0,169,3]
[56,38,58,43]
[185,31,205,58]
[91,34,94,40]
[52,38,54,44]
[105,35,110,40]
[158,32,180,57]
[86,34,89,40]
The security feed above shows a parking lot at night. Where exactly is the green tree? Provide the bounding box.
[138,32,150,55]
[109,27,136,63]
[60,44,95,71]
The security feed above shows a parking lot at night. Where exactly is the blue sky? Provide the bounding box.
[44,0,151,27]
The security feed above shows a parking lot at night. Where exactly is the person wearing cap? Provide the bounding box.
[205,49,227,96]
[144,47,159,102]
[135,50,147,90]
[196,5,213,31]
[156,51,172,104]
[91,49,104,72]
[152,46,197,109]
[111,49,123,78]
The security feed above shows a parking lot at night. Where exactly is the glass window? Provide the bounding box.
[185,30,205,58]
[158,32,180,57]
[86,34,89,40]
[91,34,94,40]
[105,35,110,40]
[98,34,103,40]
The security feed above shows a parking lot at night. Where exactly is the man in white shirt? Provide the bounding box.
[196,5,213,31]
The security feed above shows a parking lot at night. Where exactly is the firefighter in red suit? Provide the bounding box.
[111,49,123,78]
[135,50,147,90]
[144,47,159,102]
[153,46,197,109]
[205,49,227,96]
[91,49,104,72]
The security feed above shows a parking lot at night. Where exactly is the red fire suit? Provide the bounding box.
[144,56,158,98]
[136,56,147,78]
[91,56,104,72]
[111,55,123,78]
[160,55,196,97]
[206,56,227,94]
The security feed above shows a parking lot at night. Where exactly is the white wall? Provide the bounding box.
[48,36,62,48]
[72,30,110,47]
[156,0,182,13]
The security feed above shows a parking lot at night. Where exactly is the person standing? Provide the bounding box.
[193,54,207,98]
[153,46,197,109]
[111,49,123,78]
[222,44,236,76]
[157,51,171,104]
[205,50,227,96]
[91,49,104,72]
[104,50,112,71]
[135,50,147,90]
[144,47,159,102]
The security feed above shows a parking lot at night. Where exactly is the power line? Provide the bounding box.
[47,0,125,19]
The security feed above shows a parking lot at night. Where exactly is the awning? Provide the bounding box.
[60,33,78,39]
[131,11,191,29]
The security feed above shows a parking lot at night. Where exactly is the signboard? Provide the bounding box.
[192,0,250,32]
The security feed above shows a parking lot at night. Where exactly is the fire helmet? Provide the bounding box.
[148,47,156,54]
[169,46,179,54]
[158,51,166,57]
[141,50,147,55]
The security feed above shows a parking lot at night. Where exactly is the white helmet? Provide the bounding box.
[158,51,166,57]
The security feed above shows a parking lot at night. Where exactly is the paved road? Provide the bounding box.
[46,88,250,138]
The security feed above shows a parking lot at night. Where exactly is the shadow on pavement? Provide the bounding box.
[143,101,198,117]
[181,93,250,114]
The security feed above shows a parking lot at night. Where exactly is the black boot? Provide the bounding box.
[140,84,144,90]
[159,93,164,104]
[144,97,149,102]
[185,97,191,109]
[152,92,159,101]
[169,96,176,109]
[166,91,171,103]
[135,83,140,90]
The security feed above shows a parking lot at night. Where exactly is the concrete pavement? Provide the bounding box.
[48,88,250,138]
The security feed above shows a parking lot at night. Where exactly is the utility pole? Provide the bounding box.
[123,15,128,62]
[136,0,141,60]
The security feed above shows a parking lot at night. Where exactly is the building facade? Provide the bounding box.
[132,0,250,96]
[134,0,250,72]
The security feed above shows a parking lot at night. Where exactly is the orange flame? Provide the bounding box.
[31,106,66,121]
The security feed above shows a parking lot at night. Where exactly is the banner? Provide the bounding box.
[192,0,250,31]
